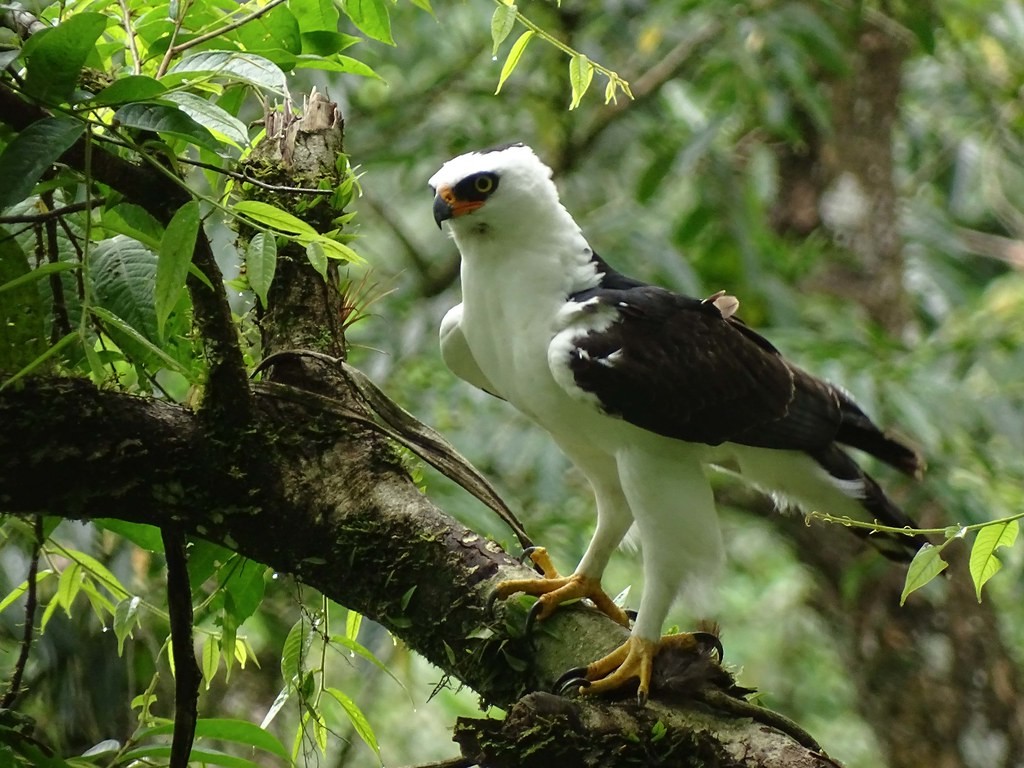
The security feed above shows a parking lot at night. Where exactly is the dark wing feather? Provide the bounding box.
[566,285,804,447]
[566,284,905,460]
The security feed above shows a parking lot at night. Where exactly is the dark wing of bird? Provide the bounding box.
[564,282,920,475]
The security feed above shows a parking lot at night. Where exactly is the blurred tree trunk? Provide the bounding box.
[769,13,1024,768]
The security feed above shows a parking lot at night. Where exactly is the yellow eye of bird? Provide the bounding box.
[474,175,494,194]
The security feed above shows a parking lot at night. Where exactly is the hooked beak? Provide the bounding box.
[433,192,453,229]
[432,184,485,229]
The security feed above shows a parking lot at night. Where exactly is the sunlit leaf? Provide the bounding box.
[495,30,534,94]
[969,519,1018,602]
[114,596,142,655]
[165,51,289,95]
[233,200,318,237]
[87,76,167,107]
[325,687,379,758]
[568,53,594,110]
[343,0,394,45]
[202,637,221,689]
[899,542,949,606]
[56,562,83,615]
[163,93,250,148]
[490,4,517,56]
[0,570,54,615]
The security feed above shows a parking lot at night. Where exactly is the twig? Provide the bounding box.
[161,525,200,768]
[116,0,142,76]
[564,20,721,169]
[0,198,106,224]
[1,515,43,708]
[178,156,325,195]
[39,191,72,342]
[167,0,288,59]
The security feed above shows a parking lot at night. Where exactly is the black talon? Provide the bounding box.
[518,546,545,574]
[636,689,648,708]
[485,587,505,617]
[554,671,591,697]
[525,599,546,634]
[558,677,591,696]
[691,630,724,662]
[554,666,589,695]
[625,608,638,623]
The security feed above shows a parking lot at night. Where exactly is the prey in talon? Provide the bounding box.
[429,144,926,706]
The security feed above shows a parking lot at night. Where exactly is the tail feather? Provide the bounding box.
[811,445,926,563]
[833,393,924,478]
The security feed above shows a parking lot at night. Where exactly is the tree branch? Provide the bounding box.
[0,376,831,766]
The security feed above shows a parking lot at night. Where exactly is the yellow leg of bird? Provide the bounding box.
[567,632,706,706]
[495,547,631,627]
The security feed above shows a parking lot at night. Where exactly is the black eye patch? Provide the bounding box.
[453,172,499,201]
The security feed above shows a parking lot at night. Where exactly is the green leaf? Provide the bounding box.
[291,0,340,34]
[56,562,83,615]
[325,688,379,758]
[86,76,167,107]
[156,201,200,338]
[23,12,108,104]
[114,103,221,151]
[202,637,221,688]
[165,51,288,95]
[136,719,289,761]
[163,93,250,148]
[235,4,302,57]
[0,262,80,296]
[293,54,381,80]
[99,204,165,250]
[0,117,84,208]
[95,519,164,552]
[305,241,328,280]
[280,617,312,683]
[969,519,1019,601]
[344,609,361,641]
[59,549,130,601]
[0,570,53,615]
[220,558,266,625]
[900,542,949,605]
[0,332,78,391]
[0,227,48,372]
[246,233,277,309]
[118,745,261,768]
[90,235,159,341]
[343,0,394,45]
[90,306,191,376]
[306,235,365,264]
[495,30,534,94]
[568,53,594,110]
[113,596,142,655]
[233,200,318,237]
[261,685,291,729]
[490,4,517,56]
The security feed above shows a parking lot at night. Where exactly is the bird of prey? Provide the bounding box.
[428,142,923,705]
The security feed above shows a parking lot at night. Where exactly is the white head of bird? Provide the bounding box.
[429,143,585,247]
